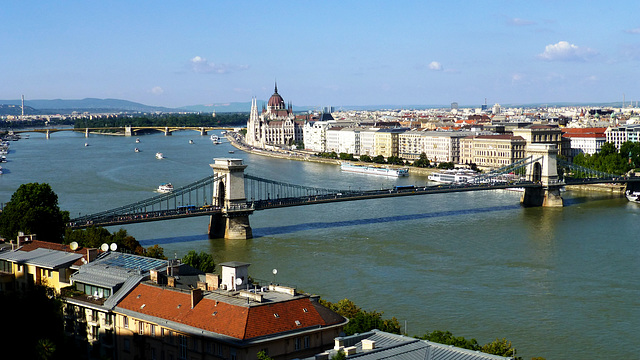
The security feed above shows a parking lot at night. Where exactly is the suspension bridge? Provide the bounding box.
[68,144,640,239]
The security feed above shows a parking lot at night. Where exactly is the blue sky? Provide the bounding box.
[2,1,639,108]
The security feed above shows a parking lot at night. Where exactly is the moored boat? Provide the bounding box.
[340,162,408,177]
[428,169,478,183]
[155,152,164,159]
[157,183,174,193]
[626,190,640,202]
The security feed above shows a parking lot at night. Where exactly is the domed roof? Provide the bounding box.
[267,83,285,109]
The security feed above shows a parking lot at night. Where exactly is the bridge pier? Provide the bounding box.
[124,125,133,137]
[209,158,253,239]
[164,127,172,136]
[45,129,50,139]
[85,128,90,138]
[520,144,564,207]
[520,185,564,207]
[200,127,208,136]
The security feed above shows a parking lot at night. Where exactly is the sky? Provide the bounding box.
[2,1,640,108]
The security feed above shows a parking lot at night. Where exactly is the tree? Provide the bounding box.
[437,162,455,170]
[481,338,521,359]
[182,250,215,273]
[412,153,430,168]
[64,226,147,255]
[417,330,480,350]
[0,183,69,242]
[372,155,386,164]
[319,298,401,336]
[257,350,274,360]
[359,154,372,162]
[146,244,168,259]
[386,156,404,165]
[331,349,346,360]
[339,152,355,161]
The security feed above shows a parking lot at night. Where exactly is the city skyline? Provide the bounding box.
[2,1,639,108]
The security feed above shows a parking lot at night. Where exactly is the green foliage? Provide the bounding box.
[417,330,480,350]
[331,349,346,360]
[386,155,404,165]
[182,250,215,273]
[319,298,401,336]
[146,244,168,259]
[412,153,430,168]
[372,155,386,164]
[0,285,84,359]
[481,338,520,359]
[569,141,637,176]
[317,151,338,159]
[257,350,274,360]
[437,162,455,170]
[64,226,146,254]
[359,154,372,162]
[339,152,355,161]
[0,183,69,242]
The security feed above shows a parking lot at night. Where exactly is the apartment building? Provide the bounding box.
[374,129,406,158]
[562,127,607,156]
[302,118,335,152]
[460,134,526,169]
[605,124,640,149]
[398,131,471,163]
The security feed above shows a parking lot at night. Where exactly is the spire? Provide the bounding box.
[274,81,278,94]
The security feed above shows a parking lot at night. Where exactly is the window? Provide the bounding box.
[139,321,144,335]
[150,324,156,336]
[304,336,310,349]
[91,325,99,340]
[179,335,188,360]
[124,338,130,353]
[294,337,301,350]
[123,316,129,329]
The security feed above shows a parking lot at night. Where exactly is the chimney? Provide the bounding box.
[362,339,376,350]
[205,273,219,291]
[150,269,158,284]
[167,260,180,276]
[167,276,175,288]
[191,288,203,308]
[87,248,98,263]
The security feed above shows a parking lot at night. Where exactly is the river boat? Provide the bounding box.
[189,139,194,144]
[84,143,89,147]
[428,169,478,183]
[136,138,140,143]
[210,135,222,144]
[340,162,408,177]
[0,166,3,175]
[157,183,174,193]
[625,190,640,202]
[134,148,140,153]
[228,150,235,154]
[155,152,164,159]
[0,156,6,162]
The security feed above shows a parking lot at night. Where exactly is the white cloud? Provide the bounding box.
[624,27,640,34]
[507,17,535,26]
[428,61,443,71]
[190,56,249,74]
[151,86,164,95]
[537,41,598,61]
[512,73,524,82]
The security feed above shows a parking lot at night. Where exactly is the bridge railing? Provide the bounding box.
[244,174,348,202]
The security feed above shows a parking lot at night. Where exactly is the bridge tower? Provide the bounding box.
[520,144,564,207]
[199,127,208,136]
[209,158,253,239]
[124,126,133,137]
[164,127,172,136]
[85,128,90,138]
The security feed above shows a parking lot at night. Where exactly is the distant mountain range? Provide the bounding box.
[0,98,633,116]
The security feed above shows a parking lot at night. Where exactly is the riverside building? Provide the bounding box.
[246,84,304,149]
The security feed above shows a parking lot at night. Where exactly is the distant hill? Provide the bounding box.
[0,98,178,114]
[178,101,315,113]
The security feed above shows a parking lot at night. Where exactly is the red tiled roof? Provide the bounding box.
[118,283,343,340]
[473,135,525,140]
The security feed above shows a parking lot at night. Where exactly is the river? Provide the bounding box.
[1,130,638,360]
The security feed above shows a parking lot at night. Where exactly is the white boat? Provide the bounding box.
[428,169,478,183]
[210,135,222,144]
[189,139,194,144]
[626,190,640,202]
[155,152,164,159]
[228,150,235,154]
[84,143,89,147]
[136,138,140,143]
[134,148,140,153]
[0,156,6,162]
[157,183,174,193]
[340,162,409,177]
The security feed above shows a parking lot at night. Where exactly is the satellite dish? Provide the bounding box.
[100,243,109,252]
[235,278,243,286]
[70,242,78,251]
[110,243,118,251]
[272,269,278,275]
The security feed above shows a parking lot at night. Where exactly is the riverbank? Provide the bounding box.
[225,132,439,176]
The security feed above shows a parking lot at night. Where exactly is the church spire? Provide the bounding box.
[274,81,278,94]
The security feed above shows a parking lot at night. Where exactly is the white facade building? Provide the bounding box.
[398,131,472,163]
[605,124,640,149]
[303,120,335,152]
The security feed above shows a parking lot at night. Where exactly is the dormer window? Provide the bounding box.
[303,308,308,313]
[273,313,279,318]
[295,320,301,326]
